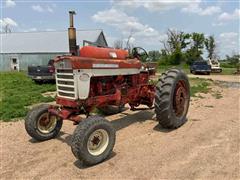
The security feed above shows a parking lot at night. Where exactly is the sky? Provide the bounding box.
[0,0,239,58]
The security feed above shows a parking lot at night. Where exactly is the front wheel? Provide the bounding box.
[25,104,63,141]
[71,116,116,166]
[154,69,190,128]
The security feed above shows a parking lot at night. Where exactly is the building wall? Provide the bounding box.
[0,53,65,71]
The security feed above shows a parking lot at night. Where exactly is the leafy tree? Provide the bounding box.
[160,29,190,65]
[148,50,161,61]
[226,54,240,66]
[113,39,123,49]
[185,33,205,65]
[205,35,216,59]
[2,24,12,33]
[191,32,205,57]
[161,29,191,54]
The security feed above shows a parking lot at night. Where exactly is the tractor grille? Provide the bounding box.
[56,69,77,99]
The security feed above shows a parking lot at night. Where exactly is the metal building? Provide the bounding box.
[0,30,108,71]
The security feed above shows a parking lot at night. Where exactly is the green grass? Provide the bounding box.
[189,78,211,97]
[0,72,56,121]
[157,65,190,74]
[220,68,236,75]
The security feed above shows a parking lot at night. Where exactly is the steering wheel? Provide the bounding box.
[132,47,149,62]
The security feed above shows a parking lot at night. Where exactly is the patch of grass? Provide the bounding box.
[158,65,190,74]
[0,72,56,121]
[189,78,211,97]
[220,68,236,75]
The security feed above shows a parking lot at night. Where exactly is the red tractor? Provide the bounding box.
[25,11,190,166]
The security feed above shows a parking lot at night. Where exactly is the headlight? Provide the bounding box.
[79,73,90,81]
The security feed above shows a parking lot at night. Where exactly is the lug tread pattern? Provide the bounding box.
[71,116,116,166]
[25,104,63,141]
[154,68,190,128]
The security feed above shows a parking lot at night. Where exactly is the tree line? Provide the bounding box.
[147,29,239,68]
[147,29,218,65]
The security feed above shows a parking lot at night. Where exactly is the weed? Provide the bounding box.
[189,78,211,97]
[212,91,223,99]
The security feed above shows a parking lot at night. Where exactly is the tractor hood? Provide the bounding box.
[54,55,141,70]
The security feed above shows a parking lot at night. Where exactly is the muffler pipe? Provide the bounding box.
[68,11,77,55]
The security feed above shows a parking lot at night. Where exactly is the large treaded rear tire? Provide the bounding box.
[154,69,190,129]
[25,104,63,141]
[71,116,116,166]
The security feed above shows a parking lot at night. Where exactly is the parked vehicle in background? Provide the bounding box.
[208,58,222,73]
[190,61,211,75]
[28,59,55,83]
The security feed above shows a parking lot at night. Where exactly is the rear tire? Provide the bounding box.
[25,104,63,141]
[154,69,190,128]
[71,116,116,166]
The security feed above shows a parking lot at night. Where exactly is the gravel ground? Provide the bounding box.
[0,75,239,179]
[188,74,240,83]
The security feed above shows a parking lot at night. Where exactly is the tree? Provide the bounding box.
[226,54,240,66]
[3,24,12,33]
[205,35,216,59]
[148,50,161,62]
[191,32,205,57]
[160,29,190,65]
[113,39,123,49]
[125,29,134,52]
[186,32,205,65]
[160,29,190,54]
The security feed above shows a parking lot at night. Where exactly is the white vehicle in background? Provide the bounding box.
[208,58,222,73]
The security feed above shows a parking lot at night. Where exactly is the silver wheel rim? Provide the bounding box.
[37,113,57,134]
[87,129,109,156]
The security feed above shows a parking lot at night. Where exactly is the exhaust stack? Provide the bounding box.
[68,11,77,55]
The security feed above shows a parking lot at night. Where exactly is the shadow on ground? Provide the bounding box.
[28,109,174,169]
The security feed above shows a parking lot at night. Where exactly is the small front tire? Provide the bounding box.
[71,116,116,166]
[25,104,63,141]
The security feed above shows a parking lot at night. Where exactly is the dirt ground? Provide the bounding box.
[0,75,239,179]
[188,74,240,82]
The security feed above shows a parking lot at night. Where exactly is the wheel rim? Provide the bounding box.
[87,129,109,156]
[37,113,57,134]
[173,80,189,118]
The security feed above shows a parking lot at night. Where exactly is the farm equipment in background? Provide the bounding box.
[208,58,222,73]
[25,11,190,166]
